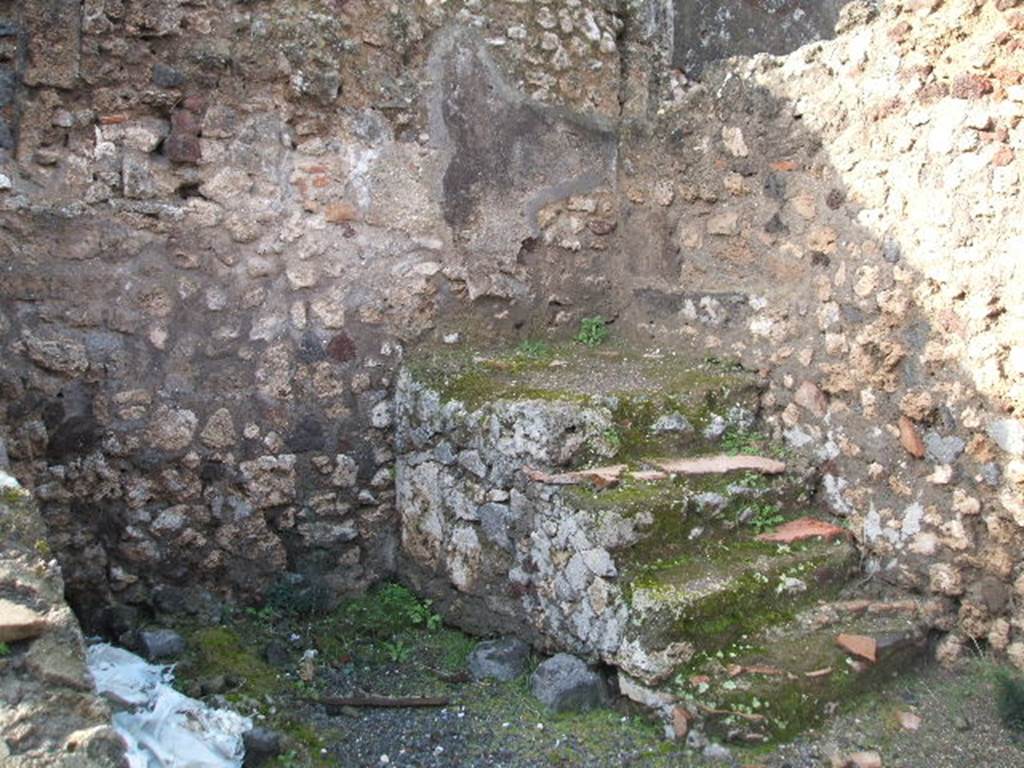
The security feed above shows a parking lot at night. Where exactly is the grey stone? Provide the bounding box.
[468,637,530,681]
[264,640,291,668]
[137,628,186,660]
[924,432,965,464]
[980,463,1001,487]
[703,415,728,439]
[457,450,488,478]
[703,743,731,761]
[152,63,185,88]
[0,118,12,150]
[882,235,901,263]
[693,492,727,512]
[0,71,14,108]
[530,653,607,712]
[433,441,456,465]
[673,0,846,77]
[478,502,514,550]
[243,727,283,767]
[650,413,693,434]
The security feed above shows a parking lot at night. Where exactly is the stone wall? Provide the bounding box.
[0,0,630,628]
[0,448,126,766]
[1,0,1023,670]
[603,0,1024,665]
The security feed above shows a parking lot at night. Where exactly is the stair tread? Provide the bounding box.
[676,608,929,742]
[409,343,761,409]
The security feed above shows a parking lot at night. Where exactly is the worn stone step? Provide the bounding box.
[613,526,858,686]
[671,605,931,744]
[399,343,766,469]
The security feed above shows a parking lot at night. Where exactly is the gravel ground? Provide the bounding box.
[304,658,1024,768]
[170,585,1024,768]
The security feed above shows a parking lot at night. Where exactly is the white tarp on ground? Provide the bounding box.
[86,643,252,768]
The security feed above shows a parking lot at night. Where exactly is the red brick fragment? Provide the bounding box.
[756,517,847,544]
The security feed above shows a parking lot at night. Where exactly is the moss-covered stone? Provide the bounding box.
[565,468,818,581]
[406,342,762,424]
[625,539,857,666]
[679,613,929,743]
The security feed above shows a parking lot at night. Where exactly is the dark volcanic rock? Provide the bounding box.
[468,637,530,682]
[530,654,607,713]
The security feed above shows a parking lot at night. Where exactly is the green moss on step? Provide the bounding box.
[407,342,761,417]
[623,540,857,690]
[684,616,928,744]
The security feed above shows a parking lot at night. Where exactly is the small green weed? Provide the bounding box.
[516,339,551,359]
[381,638,412,663]
[720,427,763,455]
[0,642,10,657]
[379,583,442,631]
[748,503,785,534]
[575,316,609,347]
[602,427,622,454]
[245,605,278,624]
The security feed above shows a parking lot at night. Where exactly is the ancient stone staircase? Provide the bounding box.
[394,343,930,743]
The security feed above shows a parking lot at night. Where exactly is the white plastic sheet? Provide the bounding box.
[87,643,252,768]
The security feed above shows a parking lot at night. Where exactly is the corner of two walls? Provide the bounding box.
[2,0,1023,669]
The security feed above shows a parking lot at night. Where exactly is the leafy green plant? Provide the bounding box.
[602,427,622,454]
[720,427,763,455]
[575,316,609,347]
[381,638,412,663]
[245,605,277,624]
[748,504,785,534]
[0,642,10,657]
[516,339,551,359]
[996,668,1024,735]
[379,583,441,630]
[407,598,443,631]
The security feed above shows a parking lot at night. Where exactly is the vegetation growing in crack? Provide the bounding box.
[748,502,785,534]
[575,315,610,347]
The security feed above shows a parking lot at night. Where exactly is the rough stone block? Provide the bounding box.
[530,653,607,713]
[468,637,530,681]
[22,0,81,89]
[0,598,47,642]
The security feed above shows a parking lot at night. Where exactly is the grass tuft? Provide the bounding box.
[996,668,1024,735]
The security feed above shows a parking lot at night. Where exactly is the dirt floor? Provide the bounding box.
[163,583,1024,768]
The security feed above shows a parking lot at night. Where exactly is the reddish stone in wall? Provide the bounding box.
[951,74,994,100]
[166,108,201,164]
[327,332,357,363]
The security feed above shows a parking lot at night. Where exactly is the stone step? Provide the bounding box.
[670,604,931,744]
[616,534,858,686]
[400,343,766,469]
[395,342,919,746]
